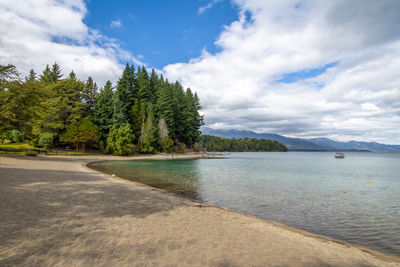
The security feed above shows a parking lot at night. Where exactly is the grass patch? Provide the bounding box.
[0,143,33,149]
[0,151,26,155]
[45,151,96,155]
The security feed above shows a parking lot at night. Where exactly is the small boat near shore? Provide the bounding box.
[334,152,345,158]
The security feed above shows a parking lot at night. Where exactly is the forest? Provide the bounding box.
[0,63,204,155]
[199,135,288,152]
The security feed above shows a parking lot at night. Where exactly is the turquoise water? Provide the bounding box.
[89,152,400,256]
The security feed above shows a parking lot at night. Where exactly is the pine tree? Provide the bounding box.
[149,69,160,104]
[51,62,63,82]
[68,71,77,80]
[0,64,19,84]
[156,82,175,141]
[25,69,37,82]
[171,81,187,143]
[115,64,135,124]
[137,66,151,103]
[83,76,98,115]
[113,94,127,127]
[40,64,53,84]
[93,81,114,139]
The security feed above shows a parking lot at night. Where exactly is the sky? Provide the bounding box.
[1,0,400,144]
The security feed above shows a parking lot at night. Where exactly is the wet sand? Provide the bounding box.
[0,154,399,266]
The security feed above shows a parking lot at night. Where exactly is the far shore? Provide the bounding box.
[1,154,400,266]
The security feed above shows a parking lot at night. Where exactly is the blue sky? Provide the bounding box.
[84,0,239,68]
[1,0,400,144]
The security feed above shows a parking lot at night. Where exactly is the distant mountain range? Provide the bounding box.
[201,127,400,152]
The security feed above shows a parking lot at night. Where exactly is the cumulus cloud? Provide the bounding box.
[0,0,139,85]
[164,0,400,144]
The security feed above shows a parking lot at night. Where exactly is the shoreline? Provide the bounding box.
[1,154,399,266]
[84,154,400,262]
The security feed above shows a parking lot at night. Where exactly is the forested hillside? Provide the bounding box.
[0,63,204,155]
[199,135,288,152]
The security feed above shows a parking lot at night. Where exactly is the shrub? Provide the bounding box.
[25,150,38,157]
[140,135,155,154]
[173,142,186,154]
[38,133,55,148]
[106,124,136,156]
[161,136,174,153]
[9,130,23,143]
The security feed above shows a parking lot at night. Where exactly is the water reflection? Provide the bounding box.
[90,159,202,199]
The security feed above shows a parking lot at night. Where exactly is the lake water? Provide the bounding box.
[89,152,400,257]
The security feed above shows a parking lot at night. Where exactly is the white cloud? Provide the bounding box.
[0,0,140,86]
[164,0,400,144]
[198,0,221,15]
[110,19,122,28]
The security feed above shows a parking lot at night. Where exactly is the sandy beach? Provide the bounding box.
[0,154,399,266]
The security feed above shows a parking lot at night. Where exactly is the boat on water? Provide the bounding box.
[334,152,345,158]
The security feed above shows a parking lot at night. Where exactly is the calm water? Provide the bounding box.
[89,152,400,257]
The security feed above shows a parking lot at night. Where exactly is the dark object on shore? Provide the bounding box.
[25,150,38,157]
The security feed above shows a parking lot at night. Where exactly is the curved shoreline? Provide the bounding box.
[84,155,400,263]
[1,154,400,266]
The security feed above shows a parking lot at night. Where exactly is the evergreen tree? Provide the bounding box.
[115,63,135,124]
[149,69,160,104]
[68,71,77,80]
[51,62,63,82]
[83,76,98,115]
[40,64,53,84]
[139,104,159,153]
[156,82,175,140]
[25,69,37,82]
[40,63,62,84]
[93,81,114,139]
[171,81,187,143]
[0,64,19,84]
[137,66,151,103]
[113,94,127,127]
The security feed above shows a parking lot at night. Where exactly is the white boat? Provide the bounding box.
[334,152,345,158]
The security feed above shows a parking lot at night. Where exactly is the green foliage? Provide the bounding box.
[199,135,288,152]
[140,135,155,154]
[0,64,19,84]
[0,76,47,138]
[138,105,157,153]
[173,142,186,153]
[0,142,33,149]
[61,118,100,151]
[40,63,62,84]
[0,63,204,155]
[93,81,114,140]
[82,76,98,115]
[38,133,55,148]
[161,136,174,153]
[113,94,128,127]
[9,130,24,143]
[115,64,136,124]
[106,123,136,155]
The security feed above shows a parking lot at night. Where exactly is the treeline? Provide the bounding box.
[199,135,288,152]
[0,63,204,155]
